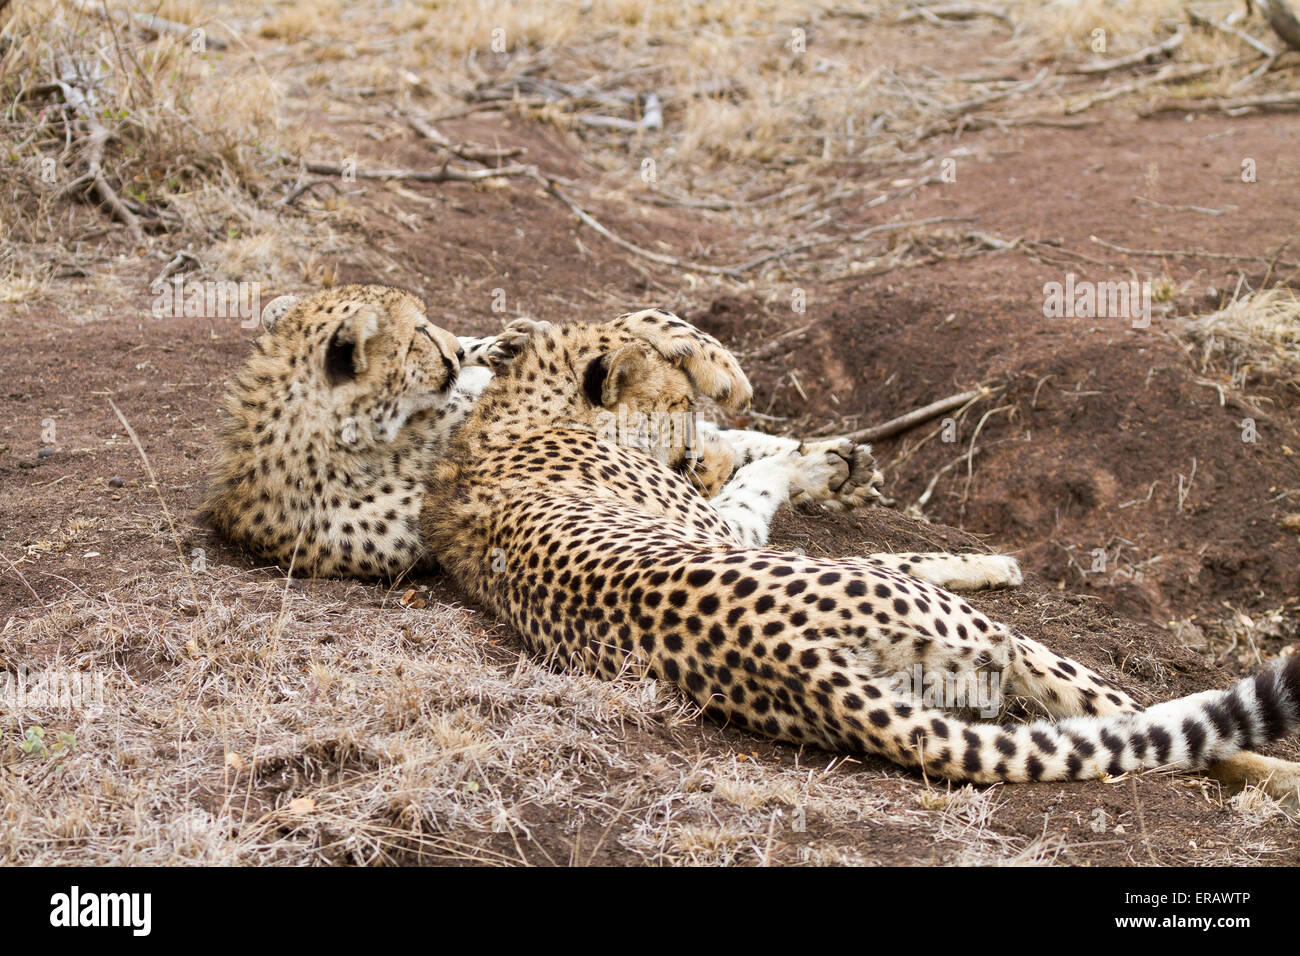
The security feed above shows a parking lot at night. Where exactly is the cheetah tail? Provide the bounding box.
[837,656,1300,784]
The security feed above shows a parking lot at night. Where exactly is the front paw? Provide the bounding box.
[785,441,849,502]
[791,440,882,509]
[487,317,551,368]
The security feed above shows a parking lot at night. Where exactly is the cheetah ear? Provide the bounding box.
[324,308,380,384]
[608,310,752,411]
[260,295,300,333]
[584,344,651,408]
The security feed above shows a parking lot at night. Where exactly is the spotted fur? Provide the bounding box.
[203,292,879,578]
[421,317,1300,788]
[201,285,480,577]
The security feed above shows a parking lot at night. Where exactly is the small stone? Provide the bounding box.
[108,476,125,488]
[37,447,54,458]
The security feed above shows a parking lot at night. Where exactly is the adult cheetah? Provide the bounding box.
[420,314,1300,797]
[202,285,879,578]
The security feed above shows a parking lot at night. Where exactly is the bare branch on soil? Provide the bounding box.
[837,388,990,444]
[1065,28,1187,75]
[1138,88,1300,115]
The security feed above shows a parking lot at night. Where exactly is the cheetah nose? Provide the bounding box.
[455,346,465,364]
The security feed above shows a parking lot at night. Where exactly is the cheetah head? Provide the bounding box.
[574,320,746,484]
[260,285,464,447]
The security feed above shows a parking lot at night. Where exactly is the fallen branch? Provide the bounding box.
[405,113,528,163]
[1134,196,1231,216]
[837,388,989,444]
[896,3,1014,29]
[539,170,972,277]
[536,174,748,277]
[152,249,200,284]
[275,177,342,207]
[1064,60,1232,115]
[742,323,814,361]
[53,56,146,244]
[1066,29,1187,75]
[640,182,813,211]
[282,155,536,183]
[575,92,663,133]
[1225,52,1282,93]
[1138,88,1300,115]
[67,0,229,50]
[1089,234,1300,270]
[939,67,1049,114]
[726,215,975,274]
[1186,7,1275,56]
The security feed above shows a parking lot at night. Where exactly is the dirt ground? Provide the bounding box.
[2,1,1299,865]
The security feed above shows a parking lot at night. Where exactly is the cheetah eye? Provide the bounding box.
[417,326,434,342]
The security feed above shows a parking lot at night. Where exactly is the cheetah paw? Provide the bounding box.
[790,440,883,510]
[940,555,1023,591]
[487,317,552,369]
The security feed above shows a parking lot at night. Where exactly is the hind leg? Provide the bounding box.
[1005,632,1140,718]
[1204,753,1300,808]
[862,552,1023,591]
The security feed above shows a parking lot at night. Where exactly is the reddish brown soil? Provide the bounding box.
[693,112,1300,631]
[3,102,1299,865]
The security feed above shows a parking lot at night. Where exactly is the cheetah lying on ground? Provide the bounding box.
[202,286,880,578]
[420,312,1300,797]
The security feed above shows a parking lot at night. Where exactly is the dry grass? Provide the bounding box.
[0,565,965,865]
[1177,288,1300,386]
[0,566,680,864]
[1,1,273,248]
[3,0,1290,294]
[4,0,1300,867]
[11,553,1283,866]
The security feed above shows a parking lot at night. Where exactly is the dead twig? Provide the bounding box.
[541,171,971,277]
[276,177,343,208]
[726,215,975,275]
[639,182,813,212]
[1134,196,1231,216]
[939,67,1049,115]
[1063,61,1232,115]
[1088,234,1300,270]
[911,435,1023,512]
[1139,89,1300,115]
[896,3,1014,29]
[959,403,1014,517]
[66,0,230,50]
[743,323,815,361]
[1186,7,1275,57]
[152,249,200,285]
[575,92,663,133]
[405,113,527,163]
[837,388,990,444]
[537,174,750,277]
[1066,28,1187,75]
[282,155,536,184]
[52,56,147,244]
